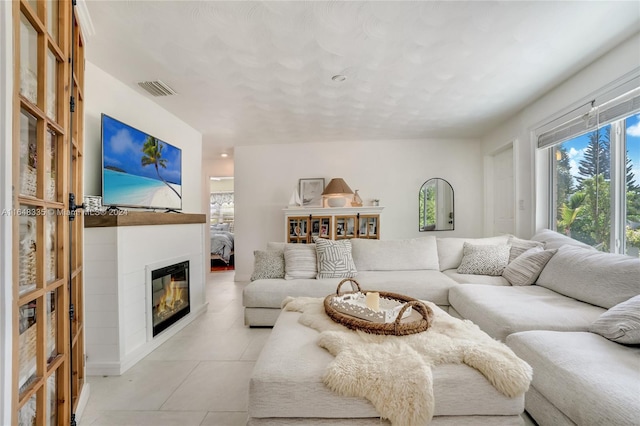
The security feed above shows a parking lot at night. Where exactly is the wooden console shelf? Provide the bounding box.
[84,211,206,228]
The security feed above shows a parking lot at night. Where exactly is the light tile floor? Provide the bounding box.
[80,271,270,426]
[80,270,538,426]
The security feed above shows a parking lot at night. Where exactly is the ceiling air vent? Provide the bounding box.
[137,80,177,97]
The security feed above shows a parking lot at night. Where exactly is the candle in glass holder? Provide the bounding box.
[365,292,380,311]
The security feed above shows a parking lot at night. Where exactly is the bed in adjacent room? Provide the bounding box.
[210,223,234,265]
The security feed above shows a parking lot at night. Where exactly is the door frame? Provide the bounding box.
[0,1,14,424]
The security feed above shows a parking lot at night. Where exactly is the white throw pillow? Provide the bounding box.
[590,295,640,345]
[502,247,557,286]
[437,235,511,271]
[284,244,317,280]
[313,237,357,279]
[507,236,545,263]
[457,243,510,276]
[250,250,285,281]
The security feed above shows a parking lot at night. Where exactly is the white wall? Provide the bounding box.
[234,138,484,281]
[482,32,640,238]
[84,61,204,214]
[0,1,13,423]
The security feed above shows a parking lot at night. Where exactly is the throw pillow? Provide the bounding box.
[313,237,357,279]
[250,250,285,281]
[589,295,640,345]
[284,244,317,280]
[507,236,545,263]
[457,243,510,276]
[502,247,557,286]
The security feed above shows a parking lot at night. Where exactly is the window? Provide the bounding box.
[539,83,640,256]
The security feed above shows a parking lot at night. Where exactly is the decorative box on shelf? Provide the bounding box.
[328,292,412,323]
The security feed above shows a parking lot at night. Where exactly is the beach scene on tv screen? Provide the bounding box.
[102,115,182,210]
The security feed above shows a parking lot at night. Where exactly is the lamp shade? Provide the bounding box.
[321,178,354,196]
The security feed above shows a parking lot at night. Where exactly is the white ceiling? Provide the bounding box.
[83,1,640,159]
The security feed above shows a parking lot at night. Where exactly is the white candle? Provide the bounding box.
[365,292,380,311]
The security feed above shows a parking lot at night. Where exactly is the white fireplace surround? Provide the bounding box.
[84,222,207,376]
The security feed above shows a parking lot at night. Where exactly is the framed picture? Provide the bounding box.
[299,178,325,207]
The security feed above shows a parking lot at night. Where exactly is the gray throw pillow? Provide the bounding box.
[502,247,557,286]
[507,236,545,263]
[590,295,640,345]
[313,237,357,279]
[284,244,317,280]
[250,250,284,281]
[457,243,510,276]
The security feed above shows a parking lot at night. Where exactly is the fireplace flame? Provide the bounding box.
[157,279,184,315]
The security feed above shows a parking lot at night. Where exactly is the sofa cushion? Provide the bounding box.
[448,285,605,341]
[530,228,596,251]
[250,250,285,281]
[436,235,510,271]
[457,243,510,276]
[442,270,510,286]
[350,237,439,271]
[590,295,640,344]
[284,244,317,280]
[313,238,357,279]
[536,245,640,309]
[243,270,457,309]
[267,241,286,251]
[502,247,557,286]
[507,331,640,425]
[507,236,545,262]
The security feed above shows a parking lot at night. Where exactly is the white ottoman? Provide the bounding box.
[248,310,525,425]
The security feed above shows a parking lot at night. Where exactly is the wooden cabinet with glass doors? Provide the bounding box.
[284,207,382,243]
[12,1,85,425]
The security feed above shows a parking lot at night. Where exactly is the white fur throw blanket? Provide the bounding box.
[282,297,532,426]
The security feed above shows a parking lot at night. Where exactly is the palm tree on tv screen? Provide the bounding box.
[141,136,182,200]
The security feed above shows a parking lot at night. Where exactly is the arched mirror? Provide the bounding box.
[419,178,454,231]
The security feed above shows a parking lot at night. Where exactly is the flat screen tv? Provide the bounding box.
[101,114,182,210]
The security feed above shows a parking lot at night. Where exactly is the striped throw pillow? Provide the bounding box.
[284,244,317,280]
[313,237,357,279]
[502,247,557,286]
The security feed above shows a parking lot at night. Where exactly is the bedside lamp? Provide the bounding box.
[322,178,354,207]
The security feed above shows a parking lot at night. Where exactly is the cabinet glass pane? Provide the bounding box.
[46,1,59,44]
[20,14,38,104]
[18,300,38,395]
[368,218,378,236]
[19,205,39,295]
[18,393,37,426]
[20,110,38,198]
[46,371,57,426]
[45,130,57,201]
[46,50,57,120]
[46,293,58,366]
[45,211,57,282]
[46,291,58,363]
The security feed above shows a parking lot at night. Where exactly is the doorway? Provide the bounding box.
[209,177,235,272]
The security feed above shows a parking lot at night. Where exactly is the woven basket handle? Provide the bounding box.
[336,278,362,295]
[394,300,433,333]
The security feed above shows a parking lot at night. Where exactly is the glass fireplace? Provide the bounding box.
[151,260,190,337]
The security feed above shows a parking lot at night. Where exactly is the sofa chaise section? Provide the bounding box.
[507,331,640,426]
[448,285,605,341]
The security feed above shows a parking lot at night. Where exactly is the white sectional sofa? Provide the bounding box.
[243,229,640,425]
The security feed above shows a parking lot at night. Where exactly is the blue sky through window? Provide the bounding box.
[560,114,640,183]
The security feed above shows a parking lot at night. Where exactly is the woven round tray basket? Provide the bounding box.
[324,278,434,336]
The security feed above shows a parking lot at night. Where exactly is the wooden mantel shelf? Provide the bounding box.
[84,211,206,228]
